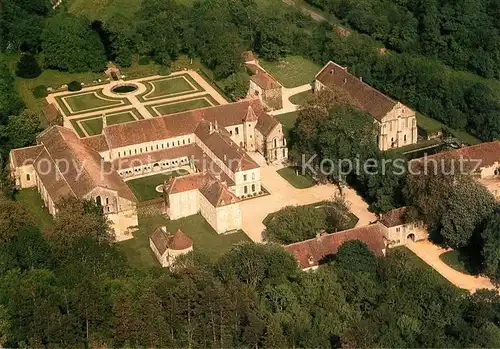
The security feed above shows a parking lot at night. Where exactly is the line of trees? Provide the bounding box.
[1,196,500,348]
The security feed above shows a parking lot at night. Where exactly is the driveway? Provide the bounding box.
[406,240,497,293]
[240,159,376,242]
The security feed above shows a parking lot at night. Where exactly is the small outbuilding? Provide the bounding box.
[149,226,193,267]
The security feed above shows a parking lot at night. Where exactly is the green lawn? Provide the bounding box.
[67,0,141,22]
[119,213,251,268]
[14,188,53,231]
[277,111,299,140]
[72,109,140,136]
[397,247,457,288]
[289,90,313,105]
[1,53,103,113]
[277,167,316,189]
[126,171,189,202]
[260,55,320,88]
[148,95,218,116]
[439,250,479,275]
[141,75,202,101]
[416,112,481,145]
[59,91,126,114]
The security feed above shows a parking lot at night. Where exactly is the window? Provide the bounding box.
[26,174,30,181]
[183,139,185,145]
[404,134,407,144]
[252,173,255,180]
[162,144,164,149]
[96,196,102,206]
[156,145,159,150]
[251,184,255,192]
[248,123,251,127]
[243,174,247,181]
[188,138,191,143]
[129,150,132,155]
[230,130,233,135]
[396,227,401,233]
[389,122,393,132]
[106,197,109,205]
[118,152,120,157]
[405,118,409,128]
[135,149,137,154]
[235,127,239,135]
[244,186,248,194]
[140,148,143,153]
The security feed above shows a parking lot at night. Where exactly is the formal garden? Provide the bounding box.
[145,94,218,116]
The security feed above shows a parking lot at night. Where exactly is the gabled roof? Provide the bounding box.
[315,61,398,121]
[102,100,271,149]
[33,126,136,203]
[379,207,408,228]
[149,227,193,255]
[81,134,110,153]
[10,145,44,167]
[168,172,238,207]
[195,121,259,172]
[284,223,386,270]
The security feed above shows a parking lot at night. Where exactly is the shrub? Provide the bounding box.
[32,85,48,98]
[68,80,82,91]
[16,54,42,79]
[138,56,150,65]
[158,65,171,76]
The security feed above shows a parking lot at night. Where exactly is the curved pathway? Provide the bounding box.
[240,157,377,242]
[406,240,497,293]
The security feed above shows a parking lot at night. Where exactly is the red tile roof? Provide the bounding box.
[149,227,193,255]
[316,61,398,121]
[284,223,386,270]
[81,134,110,153]
[102,100,272,149]
[379,207,408,228]
[43,103,61,124]
[168,172,238,207]
[246,63,281,90]
[10,145,44,167]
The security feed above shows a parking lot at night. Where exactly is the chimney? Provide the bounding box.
[343,78,347,85]
[209,121,213,133]
[359,76,363,82]
[214,120,218,130]
[223,154,227,162]
[344,66,348,72]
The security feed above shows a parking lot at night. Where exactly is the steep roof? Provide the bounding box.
[10,145,44,167]
[34,126,136,203]
[195,121,259,172]
[379,207,408,228]
[168,172,238,207]
[102,100,270,149]
[149,227,193,255]
[284,223,386,270]
[316,61,398,121]
[410,141,500,172]
[255,110,280,136]
[80,134,110,153]
[250,71,281,90]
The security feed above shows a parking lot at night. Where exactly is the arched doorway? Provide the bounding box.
[407,233,415,242]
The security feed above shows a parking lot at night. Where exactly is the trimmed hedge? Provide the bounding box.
[68,80,82,91]
[32,85,48,98]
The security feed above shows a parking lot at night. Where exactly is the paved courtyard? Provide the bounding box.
[47,70,227,137]
[240,154,377,242]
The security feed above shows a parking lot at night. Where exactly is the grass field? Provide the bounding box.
[148,95,218,116]
[277,111,299,139]
[70,109,142,137]
[1,53,103,114]
[126,170,189,202]
[67,0,141,22]
[139,74,203,101]
[59,91,127,115]
[277,167,316,189]
[15,188,53,231]
[119,213,251,268]
[289,90,313,105]
[260,56,320,88]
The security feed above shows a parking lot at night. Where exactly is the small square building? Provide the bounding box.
[149,227,193,267]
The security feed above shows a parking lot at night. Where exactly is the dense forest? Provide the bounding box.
[2,196,500,347]
[2,0,500,144]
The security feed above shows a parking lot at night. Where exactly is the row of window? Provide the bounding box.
[384,118,416,132]
[118,158,189,177]
[116,138,192,158]
[243,184,256,194]
[242,173,256,181]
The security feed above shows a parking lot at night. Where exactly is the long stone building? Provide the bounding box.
[315,61,418,151]
[9,100,288,239]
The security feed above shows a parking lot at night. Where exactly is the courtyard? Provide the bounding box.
[47,70,228,137]
[126,170,189,202]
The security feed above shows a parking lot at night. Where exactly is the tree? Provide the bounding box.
[264,205,327,243]
[0,59,24,125]
[15,54,42,78]
[481,210,500,283]
[222,72,250,100]
[440,178,496,249]
[42,14,107,73]
[336,240,379,274]
[0,109,41,157]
